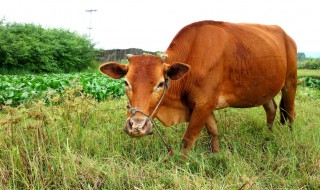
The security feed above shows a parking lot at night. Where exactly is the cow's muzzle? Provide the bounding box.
[124,117,153,137]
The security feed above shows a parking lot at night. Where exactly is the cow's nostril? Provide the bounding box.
[125,119,133,131]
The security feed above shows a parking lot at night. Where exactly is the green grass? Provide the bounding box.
[0,85,319,189]
[298,69,320,78]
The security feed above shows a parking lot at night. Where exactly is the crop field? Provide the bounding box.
[0,70,319,189]
[1,70,319,107]
[0,73,124,106]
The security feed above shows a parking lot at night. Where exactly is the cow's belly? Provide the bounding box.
[216,93,276,109]
[214,54,287,109]
[215,78,285,109]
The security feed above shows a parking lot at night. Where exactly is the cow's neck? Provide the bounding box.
[156,77,191,126]
[155,49,192,126]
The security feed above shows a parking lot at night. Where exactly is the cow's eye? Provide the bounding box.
[157,81,165,89]
[124,80,129,87]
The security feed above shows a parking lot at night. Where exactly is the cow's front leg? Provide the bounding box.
[181,106,211,156]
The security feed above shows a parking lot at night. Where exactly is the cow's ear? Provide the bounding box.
[99,62,127,79]
[166,63,190,80]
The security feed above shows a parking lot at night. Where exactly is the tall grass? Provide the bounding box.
[0,86,319,189]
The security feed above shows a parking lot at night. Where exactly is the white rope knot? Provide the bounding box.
[129,108,136,115]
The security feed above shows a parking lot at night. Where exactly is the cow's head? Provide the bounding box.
[100,54,189,138]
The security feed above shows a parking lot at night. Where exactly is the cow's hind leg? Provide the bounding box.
[205,113,219,152]
[263,99,277,131]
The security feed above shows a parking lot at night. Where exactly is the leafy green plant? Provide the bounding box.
[1,72,320,106]
[0,73,124,106]
[299,77,320,90]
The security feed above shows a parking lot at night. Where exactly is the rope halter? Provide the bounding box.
[126,78,170,121]
[125,78,173,154]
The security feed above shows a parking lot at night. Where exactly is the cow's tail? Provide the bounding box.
[279,31,297,129]
[279,97,288,125]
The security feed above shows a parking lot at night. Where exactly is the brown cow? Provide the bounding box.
[100,21,297,155]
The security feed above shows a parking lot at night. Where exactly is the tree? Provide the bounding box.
[297,52,306,61]
[0,21,96,73]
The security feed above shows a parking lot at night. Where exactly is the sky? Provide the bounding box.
[1,0,319,53]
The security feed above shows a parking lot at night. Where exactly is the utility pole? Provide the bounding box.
[85,9,97,37]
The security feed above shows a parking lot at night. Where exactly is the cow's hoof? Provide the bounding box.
[209,141,220,153]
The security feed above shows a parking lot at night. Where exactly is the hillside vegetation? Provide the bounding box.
[98,48,160,62]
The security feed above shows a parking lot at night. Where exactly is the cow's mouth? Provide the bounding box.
[124,117,153,137]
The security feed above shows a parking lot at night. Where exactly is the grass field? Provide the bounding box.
[298,69,320,78]
[0,73,320,189]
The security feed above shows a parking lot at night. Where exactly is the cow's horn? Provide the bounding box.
[126,54,133,61]
[160,53,168,62]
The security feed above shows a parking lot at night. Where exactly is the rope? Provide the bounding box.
[151,120,174,155]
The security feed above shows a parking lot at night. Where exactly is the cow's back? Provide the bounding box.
[165,21,297,109]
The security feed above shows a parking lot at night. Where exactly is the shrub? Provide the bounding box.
[0,20,96,73]
[297,59,320,70]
